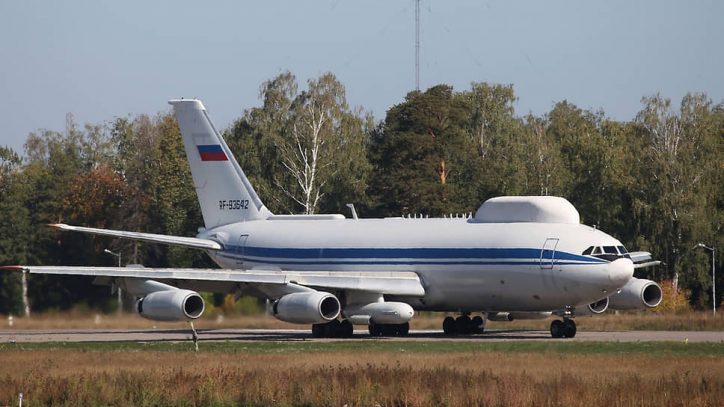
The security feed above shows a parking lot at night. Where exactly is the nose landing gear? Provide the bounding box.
[550,318,577,338]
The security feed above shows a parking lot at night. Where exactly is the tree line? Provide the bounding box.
[0,71,721,314]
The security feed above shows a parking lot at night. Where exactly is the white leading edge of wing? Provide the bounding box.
[49,223,222,251]
[628,251,662,269]
[2,266,426,297]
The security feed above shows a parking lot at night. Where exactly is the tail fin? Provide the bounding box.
[169,99,272,228]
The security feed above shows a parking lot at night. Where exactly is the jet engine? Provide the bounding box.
[608,278,663,310]
[574,297,609,316]
[272,291,341,324]
[343,301,415,325]
[136,289,205,321]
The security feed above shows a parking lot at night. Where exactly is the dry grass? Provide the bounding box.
[2,309,723,331]
[0,346,721,406]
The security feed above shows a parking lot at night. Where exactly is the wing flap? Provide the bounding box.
[2,266,425,296]
[49,224,222,251]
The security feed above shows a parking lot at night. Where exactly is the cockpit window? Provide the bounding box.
[603,246,617,254]
[585,245,632,261]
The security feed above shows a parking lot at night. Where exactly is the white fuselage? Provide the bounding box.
[200,217,634,312]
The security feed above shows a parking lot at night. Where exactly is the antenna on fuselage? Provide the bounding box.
[345,203,359,220]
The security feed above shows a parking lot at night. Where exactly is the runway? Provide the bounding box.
[1,328,722,343]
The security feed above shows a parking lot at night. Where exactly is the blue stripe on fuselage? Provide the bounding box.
[219,246,606,265]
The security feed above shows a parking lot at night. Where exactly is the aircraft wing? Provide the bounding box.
[1,266,425,297]
[49,223,222,251]
[629,251,662,269]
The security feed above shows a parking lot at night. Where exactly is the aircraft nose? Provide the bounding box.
[608,258,634,286]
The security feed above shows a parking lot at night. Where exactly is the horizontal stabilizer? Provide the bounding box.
[2,266,425,297]
[49,224,222,251]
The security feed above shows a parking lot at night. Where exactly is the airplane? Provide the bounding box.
[1,99,663,340]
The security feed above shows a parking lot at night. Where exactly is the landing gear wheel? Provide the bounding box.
[442,316,456,335]
[312,320,348,338]
[383,324,398,336]
[340,319,354,338]
[325,319,341,337]
[312,323,325,338]
[563,319,577,338]
[368,323,384,337]
[367,322,410,337]
[455,315,472,334]
[471,316,485,334]
[550,320,564,338]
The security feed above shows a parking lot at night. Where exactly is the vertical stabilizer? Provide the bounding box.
[169,99,272,228]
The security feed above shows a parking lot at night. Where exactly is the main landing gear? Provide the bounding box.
[550,318,577,338]
[368,322,410,337]
[311,319,354,338]
[311,320,411,338]
[442,314,485,335]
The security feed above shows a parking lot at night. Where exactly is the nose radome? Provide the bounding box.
[609,258,634,286]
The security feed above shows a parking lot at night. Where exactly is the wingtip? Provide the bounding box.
[48,223,69,230]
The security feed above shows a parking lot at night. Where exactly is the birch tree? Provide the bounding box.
[635,93,720,295]
[0,147,28,315]
[231,72,370,215]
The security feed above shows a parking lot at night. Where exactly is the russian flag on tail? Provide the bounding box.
[197,144,228,161]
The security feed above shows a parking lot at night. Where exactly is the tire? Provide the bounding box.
[550,320,564,338]
[340,319,354,338]
[563,319,577,338]
[368,323,384,337]
[382,324,397,337]
[312,323,324,338]
[471,316,484,334]
[398,322,410,336]
[442,316,456,335]
[456,315,472,334]
[325,319,341,338]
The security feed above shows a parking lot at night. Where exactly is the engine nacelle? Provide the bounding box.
[343,301,414,325]
[608,278,663,310]
[574,297,609,316]
[272,291,341,324]
[136,289,205,321]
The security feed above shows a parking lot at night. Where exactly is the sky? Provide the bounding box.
[0,0,721,155]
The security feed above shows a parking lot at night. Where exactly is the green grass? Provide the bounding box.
[3,339,721,357]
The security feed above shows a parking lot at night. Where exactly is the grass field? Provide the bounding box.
[0,341,721,406]
[2,312,722,406]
